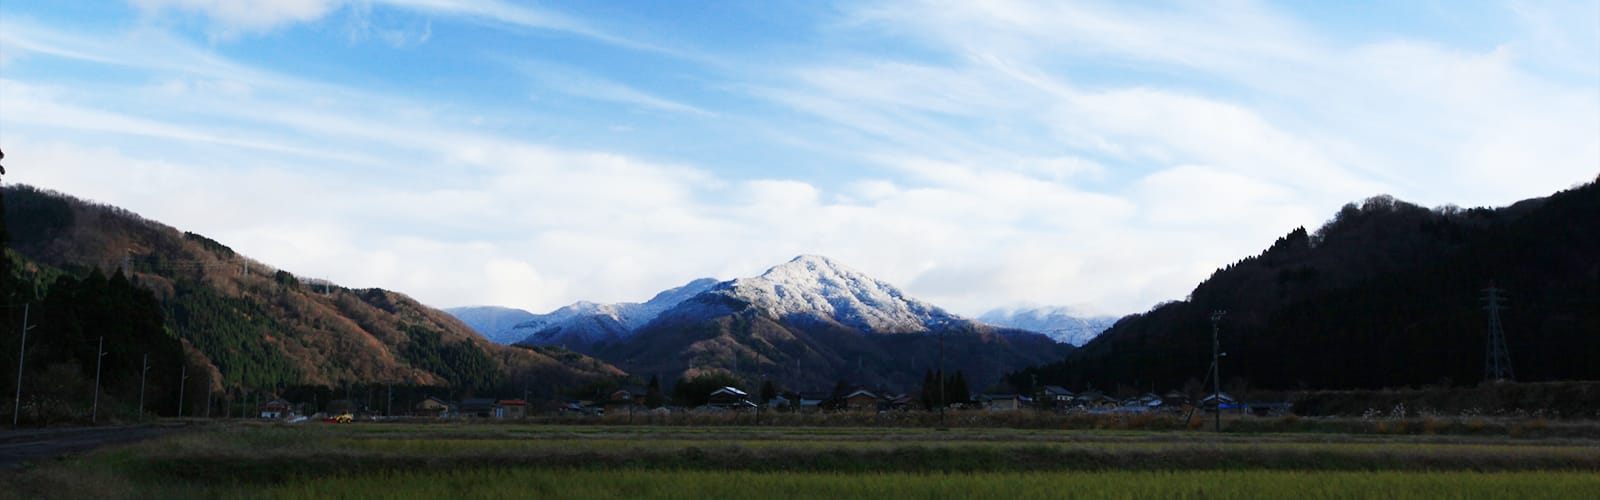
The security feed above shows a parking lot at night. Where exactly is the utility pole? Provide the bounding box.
[177,363,188,418]
[92,336,105,424]
[138,353,149,418]
[938,329,946,428]
[13,304,35,428]
[1211,310,1226,433]
[1031,374,1038,412]
[1482,285,1515,383]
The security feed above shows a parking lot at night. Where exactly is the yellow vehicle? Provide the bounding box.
[324,413,354,424]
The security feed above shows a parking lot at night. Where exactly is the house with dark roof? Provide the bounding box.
[1201,393,1239,414]
[796,391,830,412]
[707,387,754,409]
[258,398,293,419]
[459,398,500,418]
[981,394,1026,411]
[414,396,452,418]
[1162,390,1190,408]
[885,393,915,411]
[842,389,880,412]
[1041,386,1075,407]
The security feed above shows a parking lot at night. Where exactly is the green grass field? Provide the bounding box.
[6,422,1598,499]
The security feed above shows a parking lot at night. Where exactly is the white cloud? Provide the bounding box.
[4,2,1594,320]
[131,0,340,36]
[126,0,673,53]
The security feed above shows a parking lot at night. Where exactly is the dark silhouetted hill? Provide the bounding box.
[1014,179,1599,392]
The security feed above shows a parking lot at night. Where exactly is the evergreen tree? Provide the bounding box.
[760,380,776,404]
[645,375,664,408]
[946,371,970,405]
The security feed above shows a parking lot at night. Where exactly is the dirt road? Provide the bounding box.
[0,425,180,468]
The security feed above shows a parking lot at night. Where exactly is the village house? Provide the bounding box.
[797,392,830,412]
[981,394,1025,411]
[497,399,528,419]
[1201,393,1238,414]
[1245,401,1294,417]
[1131,392,1164,408]
[600,389,635,414]
[1073,391,1118,409]
[459,398,499,418]
[842,389,880,412]
[885,393,916,411]
[707,386,754,409]
[258,398,293,419]
[1041,386,1075,408]
[1162,390,1191,408]
[413,396,452,418]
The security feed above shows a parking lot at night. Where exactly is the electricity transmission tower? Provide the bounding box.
[1481,286,1514,383]
[1210,310,1226,432]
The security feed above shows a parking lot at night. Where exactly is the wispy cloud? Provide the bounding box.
[1,1,1593,318]
[127,0,685,55]
[508,59,713,116]
[131,0,341,36]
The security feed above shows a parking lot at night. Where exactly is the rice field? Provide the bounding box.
[259,469,1600,500]
[5,421,1598,499]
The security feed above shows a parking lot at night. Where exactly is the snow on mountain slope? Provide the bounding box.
[607,255,1070,392]
[978,307,1120,346]
[444,306,538,344]
[508,277,720,347]
[705,255,965,333]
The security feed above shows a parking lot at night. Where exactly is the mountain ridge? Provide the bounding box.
[978,306,1120,346]
[1012,180,1600,392]
[595,255,1070,392]
[500,277,721,350]
[2,184,624,396]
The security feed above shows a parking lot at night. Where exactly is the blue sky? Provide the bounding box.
[2,1,1596,317]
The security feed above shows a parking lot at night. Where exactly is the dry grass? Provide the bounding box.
[6,420,1598,499]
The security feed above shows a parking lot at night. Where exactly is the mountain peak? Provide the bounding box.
[759,254,860,283]
[496,277,720,349]
[724,255,961,333]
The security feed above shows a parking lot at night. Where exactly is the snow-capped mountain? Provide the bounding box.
[602,255,1070,392]
[506,277,720,349]
[707,255,966,333]
[978,307,1120,346]
[443,306,538,344]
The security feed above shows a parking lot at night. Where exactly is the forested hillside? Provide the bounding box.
[1013,179,1600,393]
[599,294,1071,394]
[2,184,622,421]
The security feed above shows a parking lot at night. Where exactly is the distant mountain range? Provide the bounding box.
[493,278,720,350]
[458,258,1114,349]
[452,255,1072,392]
[444,306,538,344]
[978,307,1119,346]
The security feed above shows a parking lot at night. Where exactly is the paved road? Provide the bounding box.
[0,425,181,468]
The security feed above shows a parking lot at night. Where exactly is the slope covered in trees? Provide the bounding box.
[2,185,623,417]
[599,294,1070,394]
[1013,179,1600,392]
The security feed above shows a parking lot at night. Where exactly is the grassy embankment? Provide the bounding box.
[5,421,1598,499]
